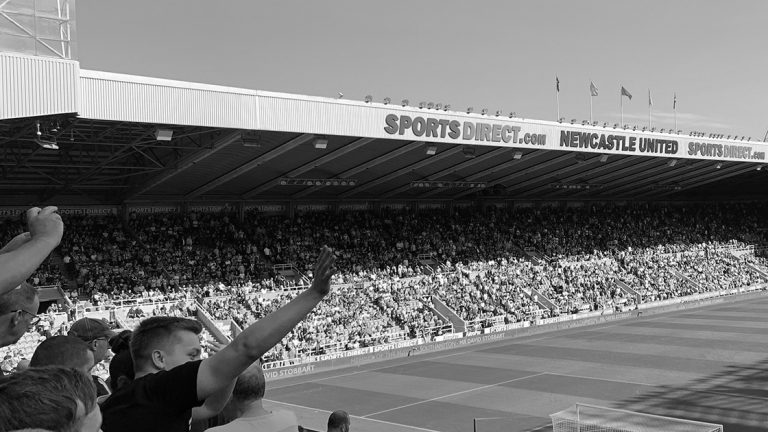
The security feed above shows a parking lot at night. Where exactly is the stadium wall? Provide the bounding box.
[78,69,260,128]
[263,286,768,381]
[0,52,79,120]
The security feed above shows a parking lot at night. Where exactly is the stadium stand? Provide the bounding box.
[1,202,766,368]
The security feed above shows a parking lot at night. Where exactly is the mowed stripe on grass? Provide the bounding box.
[267,294,768,432]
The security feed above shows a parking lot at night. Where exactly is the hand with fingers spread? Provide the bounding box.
[310,246,337,297]
[26,206,63,247]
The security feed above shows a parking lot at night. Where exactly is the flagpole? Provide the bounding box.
[674,93,677,131]
[556,89,560,121]
[590,93,593,123]
[620,89,623,126]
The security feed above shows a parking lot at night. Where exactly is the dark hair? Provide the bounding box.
[327,410,350,430]
[0,366,97,432]
[130,316,202,371]
[232,361,266,402]
[109,329,133,355]
[109,349,135,392]
[30,335,93,370]
[0,282,38,314]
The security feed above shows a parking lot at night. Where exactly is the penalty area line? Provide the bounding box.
[264,398,443,432]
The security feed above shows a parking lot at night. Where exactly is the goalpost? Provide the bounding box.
[550,404,723,432]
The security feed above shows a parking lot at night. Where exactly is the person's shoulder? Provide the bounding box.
[271,409,298,421]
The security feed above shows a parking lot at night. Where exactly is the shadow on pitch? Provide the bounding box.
[613,356,768,432]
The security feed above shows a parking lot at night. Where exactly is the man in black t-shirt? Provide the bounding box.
[101,246,337,432]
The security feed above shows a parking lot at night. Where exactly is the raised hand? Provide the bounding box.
[26,206,63,247]
[310,246,337,297]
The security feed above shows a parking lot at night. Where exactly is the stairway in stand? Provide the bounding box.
[48,250,79,292]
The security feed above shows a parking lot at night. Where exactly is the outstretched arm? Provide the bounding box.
[0,207,63,295]
[196,246,337,400]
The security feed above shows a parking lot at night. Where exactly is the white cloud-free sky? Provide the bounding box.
[77,0,768,139]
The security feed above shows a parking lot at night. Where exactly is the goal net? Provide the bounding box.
[550,404,723,432]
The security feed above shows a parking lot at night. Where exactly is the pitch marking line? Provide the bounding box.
[264,399,443,432]
[269,314,670,391]
[360,372,548,418]
[546,370,768,403]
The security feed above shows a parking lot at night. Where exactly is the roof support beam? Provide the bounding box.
[241,137,374,198]
[0,184,128,189]
[418,150,549,199]
[185,133,313,199]
[450,152,574,199]
[338,146,464,198]
[492,153,576,186]
[638,163,758,199]
[82,169,165,184]
[0,162,160,170]
[512,156,634,196]
[39,129,158,202]
[1,121,98,181]
[545,157,659,198]
[605,161,713,197]
[292,141,422,199]
[124,130,242,200]
[380,148,512,199]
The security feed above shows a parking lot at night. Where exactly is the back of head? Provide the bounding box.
[0,366,97,432]
[327,410,350,432]
[108,349,135,392]
[108,330,133,355]
[30,335,95,374]
[232,361,267,402]
[68,317,115,343]
[130,316,202,372]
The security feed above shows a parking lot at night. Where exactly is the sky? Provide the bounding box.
[76,0,768,139]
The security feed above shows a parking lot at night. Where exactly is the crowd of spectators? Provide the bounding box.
[1,202,768,432]
[1,203,767,366]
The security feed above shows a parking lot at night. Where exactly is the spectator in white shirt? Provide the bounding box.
[207,361,298,432]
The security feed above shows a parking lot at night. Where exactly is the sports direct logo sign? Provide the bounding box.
[378,112,767,162]
[383,114,547,146]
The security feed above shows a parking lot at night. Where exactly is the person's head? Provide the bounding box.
[130,316,202,374]
[68,318,116,363]
[222,361,266,420]
[108,330,132,355]
[30,335,95,375]
[0,366,101,432]
[108,349,135,392]
[0,282,39,347]
[327,410,350,432]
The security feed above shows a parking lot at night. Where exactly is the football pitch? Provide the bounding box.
[265,294,768,432]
